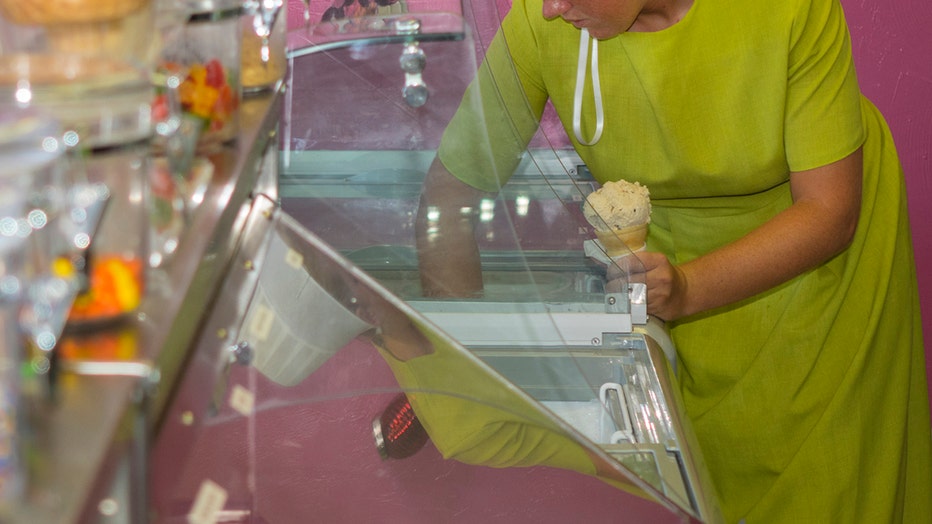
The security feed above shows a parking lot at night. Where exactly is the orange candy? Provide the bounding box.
[68,255,143,323]
[174,59,238,126]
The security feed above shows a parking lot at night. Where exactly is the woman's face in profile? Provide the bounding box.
[541,0,690,39]
[541,0,645,38]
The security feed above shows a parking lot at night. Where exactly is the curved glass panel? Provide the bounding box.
[150,1,721,522]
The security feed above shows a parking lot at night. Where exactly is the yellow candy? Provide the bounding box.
[106,259,141,311]
[52,256,76,279]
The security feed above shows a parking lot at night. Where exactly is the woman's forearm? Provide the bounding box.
[415,158,488,298]
[644,148,863,320]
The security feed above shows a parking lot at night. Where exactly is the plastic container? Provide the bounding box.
[0,0,154,68]
[0,53,154,327]
[241,1,287,93]
[0,108,65,259]
[0,106,64,503]
[65,147,150,326]
[157,0,243,151]
[0,106,65,304]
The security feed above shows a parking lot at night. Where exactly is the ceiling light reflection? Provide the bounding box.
[515,195,530,216]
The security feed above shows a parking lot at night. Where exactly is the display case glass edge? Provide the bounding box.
[146,88,285,428]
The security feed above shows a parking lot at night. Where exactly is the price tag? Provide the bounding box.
[284,248,303,269]
[187,479,227,524]
[229,384,255,417]
[248,304,274,342]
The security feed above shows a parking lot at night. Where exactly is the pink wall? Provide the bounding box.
[842,0,932,411]
[286,0,932,409]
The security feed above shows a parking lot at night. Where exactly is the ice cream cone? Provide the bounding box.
[594,223,648,257]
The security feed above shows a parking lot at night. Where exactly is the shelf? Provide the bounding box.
[1,87,284,524]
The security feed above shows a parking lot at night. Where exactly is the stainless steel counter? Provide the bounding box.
[2,86,284,524]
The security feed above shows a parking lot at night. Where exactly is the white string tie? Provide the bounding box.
[572,28,604,146]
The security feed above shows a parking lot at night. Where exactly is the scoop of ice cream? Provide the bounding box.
[583,179,651,231]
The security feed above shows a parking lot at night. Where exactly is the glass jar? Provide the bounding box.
[0,108,66,266]
[241,0,287,94]
[65,144,150,326]
[0,105,64,502]
[157,0,243,151]
[0,0,154,69]
[0,53,154,328]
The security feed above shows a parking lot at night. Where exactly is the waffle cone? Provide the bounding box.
[594,223,648,257]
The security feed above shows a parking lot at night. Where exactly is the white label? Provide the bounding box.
[187,479,228,524]
[248,304,275,342]
[284,248,303,269]
[229,384,255,417]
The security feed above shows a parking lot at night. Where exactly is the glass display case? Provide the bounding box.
[149,1,722,523]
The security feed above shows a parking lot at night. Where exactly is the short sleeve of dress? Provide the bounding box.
[436,0,547,192]
[784,0,864,171]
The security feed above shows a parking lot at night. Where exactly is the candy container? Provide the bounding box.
[157,0,243,151]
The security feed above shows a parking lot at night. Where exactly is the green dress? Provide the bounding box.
[438,0,932,521]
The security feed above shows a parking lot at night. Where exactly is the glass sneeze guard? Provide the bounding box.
[150,1,723,522]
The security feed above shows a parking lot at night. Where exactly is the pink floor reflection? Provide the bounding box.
[151,337,691,523]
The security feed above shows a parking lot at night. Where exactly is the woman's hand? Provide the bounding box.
[631,251,689,321]
[607,251,689,321]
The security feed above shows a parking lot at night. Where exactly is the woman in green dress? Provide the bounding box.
[415,0,932,521]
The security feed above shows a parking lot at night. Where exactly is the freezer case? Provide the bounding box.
[150,1,722,522]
